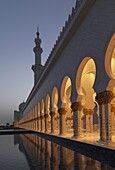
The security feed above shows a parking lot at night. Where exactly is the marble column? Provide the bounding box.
[58,108,67,136]
[71,102,84,138]
[36,119,38,131]
[44,114,49,133]
[33,120,35,130]
[84,109,94,133]
[50,111,56,134]
[34,118,36,130]
[36,119,37,131]
[96,90,114,142]
[111,104,115,135]
[38,117,40,131]
[41,115,45,132]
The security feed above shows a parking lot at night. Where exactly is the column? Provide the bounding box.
[38,117,40,131]
[34,118,36,130]
[111,104,115,135]
[36,119,37,131]
[58,108,67,136]
[44,114,49,133]
[84,109,94,133]
[36,119,38,131]
[41,115,45,132]
[96,90,114,142]
[71,102,83,138]
[50,111,56,134]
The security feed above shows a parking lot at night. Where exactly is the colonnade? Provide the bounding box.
[17,33,115,144]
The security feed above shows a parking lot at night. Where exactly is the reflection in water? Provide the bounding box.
[0,135,29,170]
[16,134,115,170]
[0,134,114,169]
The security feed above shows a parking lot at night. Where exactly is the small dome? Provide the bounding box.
[19,102,26,111]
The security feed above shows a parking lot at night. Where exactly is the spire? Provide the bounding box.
[33,27,42,55]
[37,26,39,33]
[32,28,43,85]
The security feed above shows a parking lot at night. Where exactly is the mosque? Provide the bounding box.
[14,0,115,144]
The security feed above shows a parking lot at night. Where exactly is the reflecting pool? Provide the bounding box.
[0,134,115,170]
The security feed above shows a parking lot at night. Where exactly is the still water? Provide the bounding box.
[0,134,114,170]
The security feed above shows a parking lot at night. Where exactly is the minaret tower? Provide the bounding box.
[32,27,43,85]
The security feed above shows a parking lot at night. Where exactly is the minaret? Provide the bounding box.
[32,27,43,85]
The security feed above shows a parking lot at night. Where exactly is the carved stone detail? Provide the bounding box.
[40,115,44,119]
[44,114,49,118]
[38,117,40,120]
[58,108,67,115]
[96,90,114,105]
[84,109,94,115]
[50,111,56,117]
[71,102,84,112]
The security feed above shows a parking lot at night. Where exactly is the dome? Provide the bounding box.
[19,102,26,111]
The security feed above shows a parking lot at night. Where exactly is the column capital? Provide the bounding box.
[44,114,49,118]
[58,108,67,115]
[40,115,44,119]
[50,111,55,117]
[66,117,72,121]
[71,102,84,112]
[84,109,94,115]
[38,116,40,120]
[55,116,59,121]
[96,90,114,105]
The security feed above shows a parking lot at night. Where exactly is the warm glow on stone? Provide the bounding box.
[111,47,115,77]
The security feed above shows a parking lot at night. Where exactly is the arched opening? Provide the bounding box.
[45,94,51,132]
[61,76,73,136]
[52,87,59,133]
[105,33,115,80]
[38,102,40,117]
[76,57,98,140]
[41,99,45,132]
[34,105,38,131]
[37,102,41,131]
[111,47,115,77]
[76,58,96,106]
[41,99,44,114]
[105,33,115,141]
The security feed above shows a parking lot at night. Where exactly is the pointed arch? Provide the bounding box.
[105,33,115,139]
[105,33,115,80]
[76,57,96,108]
[105,33,115,103]
[60,76,73,134]
[52,86,58,111]
[38,102,40,117]
[46,94,50,111]
[41,99,44,115]
[61,76,72,106]
[76,57,97,135]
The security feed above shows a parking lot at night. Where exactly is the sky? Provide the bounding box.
[0,0,76,125]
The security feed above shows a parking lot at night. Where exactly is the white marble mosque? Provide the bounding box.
[14,0,115,144]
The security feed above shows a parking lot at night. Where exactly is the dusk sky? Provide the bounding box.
[0,0,75,124]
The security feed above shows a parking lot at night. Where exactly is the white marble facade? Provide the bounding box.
[14,0,115,143]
